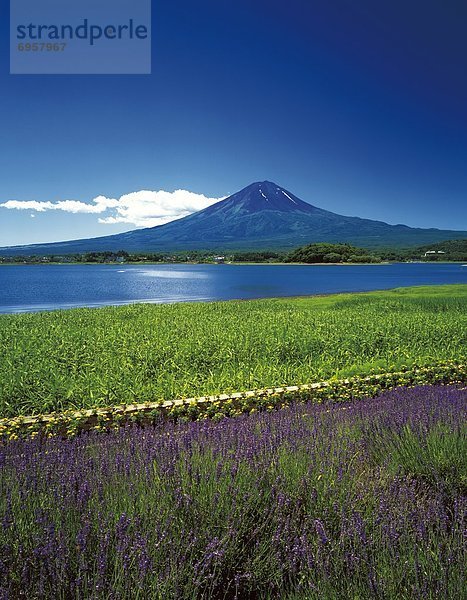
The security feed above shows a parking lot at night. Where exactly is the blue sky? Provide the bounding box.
[1,0,467,246]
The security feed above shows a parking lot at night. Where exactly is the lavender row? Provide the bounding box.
[1,385,466,599]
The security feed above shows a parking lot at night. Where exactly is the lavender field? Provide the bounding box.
[1,385,465,599]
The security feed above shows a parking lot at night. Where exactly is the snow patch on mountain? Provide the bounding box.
[282,190,297,204]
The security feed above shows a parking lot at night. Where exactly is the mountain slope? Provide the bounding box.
[1,181,465,255]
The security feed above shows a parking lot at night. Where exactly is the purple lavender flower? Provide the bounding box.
[0,384,464,598]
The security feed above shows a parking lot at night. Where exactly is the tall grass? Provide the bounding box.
[0,285,465,416]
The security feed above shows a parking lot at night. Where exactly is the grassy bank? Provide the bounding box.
[0,284,465,417]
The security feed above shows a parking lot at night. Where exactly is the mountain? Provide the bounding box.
[1,181,466,255]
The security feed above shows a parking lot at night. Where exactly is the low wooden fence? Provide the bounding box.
[0,361,464,440]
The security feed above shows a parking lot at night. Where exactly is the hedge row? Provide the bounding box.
[0,361,464,441]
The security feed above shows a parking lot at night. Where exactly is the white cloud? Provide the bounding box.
[0,198,116,214]
[96,189,223,227]
[0,189,224,228]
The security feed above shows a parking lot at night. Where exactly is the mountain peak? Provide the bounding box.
[252,180,278,187]
[248,180,285,193]
[221,180,316,214]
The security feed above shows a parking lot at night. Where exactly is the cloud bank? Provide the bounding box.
[0,189,224,227]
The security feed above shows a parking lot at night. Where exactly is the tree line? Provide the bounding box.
[0,239,465,264]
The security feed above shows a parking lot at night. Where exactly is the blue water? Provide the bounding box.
[0,263,465,314]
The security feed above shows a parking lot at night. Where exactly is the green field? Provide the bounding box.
[0,284,465,417]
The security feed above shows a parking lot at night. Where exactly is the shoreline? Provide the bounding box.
[0,283,465,316]
[0,260,464,267]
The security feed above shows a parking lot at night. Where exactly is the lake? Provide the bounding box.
[0,262,465,314]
